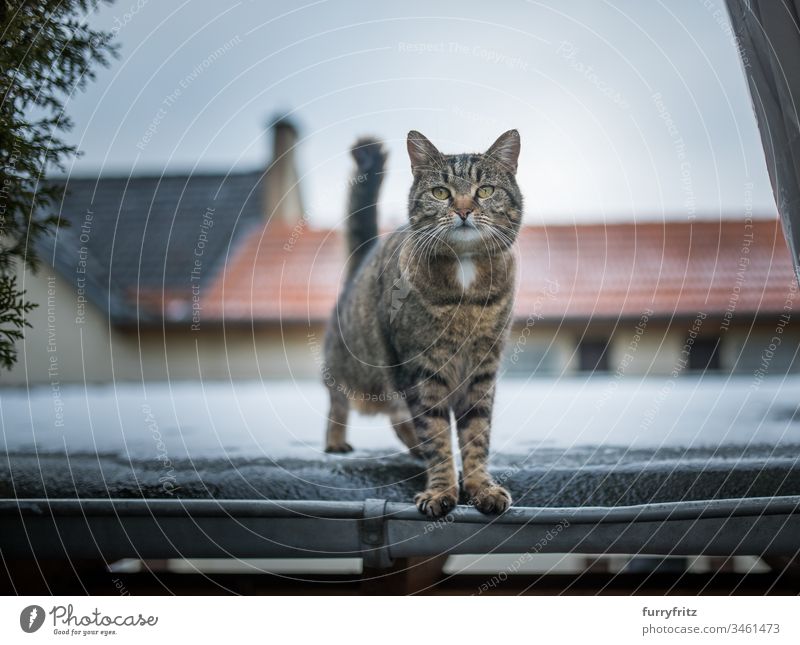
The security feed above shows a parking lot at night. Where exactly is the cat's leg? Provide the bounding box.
[407,384,458,517]
[455,380,511,514]
[324,388,352,453]
[389,404,424,458]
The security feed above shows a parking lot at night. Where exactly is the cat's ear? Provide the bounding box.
[407,131,443,175]
[485,129,521,174]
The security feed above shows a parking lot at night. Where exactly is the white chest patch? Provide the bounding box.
[456,257,478,290]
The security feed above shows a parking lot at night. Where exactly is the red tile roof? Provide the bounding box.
[149,218,797,324]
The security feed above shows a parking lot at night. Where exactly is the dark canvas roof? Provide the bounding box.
[37,170,265,323]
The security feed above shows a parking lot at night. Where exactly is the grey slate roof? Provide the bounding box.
[37,170,266,325]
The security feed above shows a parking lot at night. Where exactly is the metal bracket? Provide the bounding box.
[359,498,393,569]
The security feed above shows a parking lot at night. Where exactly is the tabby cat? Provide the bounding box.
[323,130,523,517]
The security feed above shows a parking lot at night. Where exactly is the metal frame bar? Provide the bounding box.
[2,497,799,568]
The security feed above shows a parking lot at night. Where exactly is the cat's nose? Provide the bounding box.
[454,208,472,221]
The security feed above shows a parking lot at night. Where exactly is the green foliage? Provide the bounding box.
[0,272,34,369]
[0,0,117,369]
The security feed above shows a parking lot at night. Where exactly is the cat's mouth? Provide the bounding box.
[449,213,479,231]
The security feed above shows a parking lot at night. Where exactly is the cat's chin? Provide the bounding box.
[446,225,483,244]
[446,225,498,256]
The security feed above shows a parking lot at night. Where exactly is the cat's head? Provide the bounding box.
[406,130,523,256]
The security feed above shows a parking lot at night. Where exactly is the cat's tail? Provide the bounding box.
[345,136,387,281]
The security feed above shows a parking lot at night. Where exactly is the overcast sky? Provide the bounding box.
[62,0,776,227]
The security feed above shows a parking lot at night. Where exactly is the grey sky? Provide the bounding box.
[64,0,776,227]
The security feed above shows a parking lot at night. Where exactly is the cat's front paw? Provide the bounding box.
[467,483,512,514]
[325,441,353,454]
[415,487,458,518]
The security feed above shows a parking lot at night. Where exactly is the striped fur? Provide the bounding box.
[323,130,523,517]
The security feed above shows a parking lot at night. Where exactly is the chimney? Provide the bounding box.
[263,116,304,226]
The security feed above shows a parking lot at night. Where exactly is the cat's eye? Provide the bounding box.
[431,186,450,200]
[477,185,495,198]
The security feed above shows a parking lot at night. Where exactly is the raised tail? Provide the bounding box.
[345,137,387,280]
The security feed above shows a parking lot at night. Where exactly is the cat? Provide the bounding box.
[323,130,523,518]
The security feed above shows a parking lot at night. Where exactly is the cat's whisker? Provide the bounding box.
[421,228,446,272]
[405,227,442,277]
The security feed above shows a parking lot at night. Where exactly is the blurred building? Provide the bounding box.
[6,120,799,385]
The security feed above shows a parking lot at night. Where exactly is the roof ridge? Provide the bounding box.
[47,168,265,183]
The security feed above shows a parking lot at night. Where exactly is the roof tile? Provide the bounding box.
[194,218,797,324]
